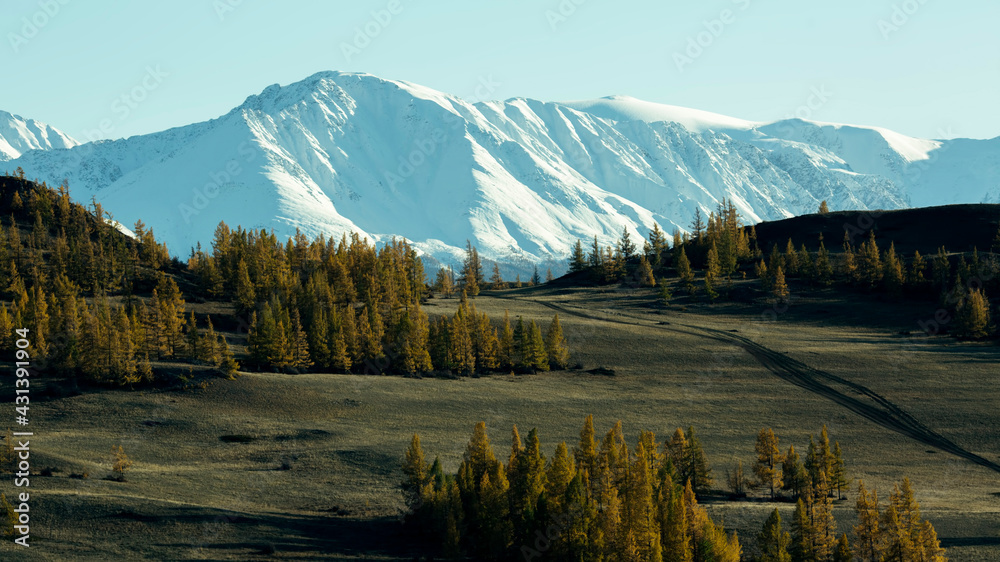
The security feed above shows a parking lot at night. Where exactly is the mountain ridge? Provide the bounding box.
[4,71,998,273]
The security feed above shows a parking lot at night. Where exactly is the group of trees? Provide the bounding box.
[195,224,570,374]
[403,417,740,561]
[0,176,237,385]
[403,420,945,561]
[564,198,998,340]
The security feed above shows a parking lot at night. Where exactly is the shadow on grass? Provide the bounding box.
[130,506,414,558]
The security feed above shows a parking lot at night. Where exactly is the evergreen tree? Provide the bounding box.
[772,266,789,300]
[234,258,256,312]
[403,434,428,511]
[754,428,784,499]
[636,255,656,287]
[883,242,904,296]
[544,314,570,370]
[489,263,506,290]
[815,239,834,286]
[704,243,720,300]
[618,226,636,261]
[955,288,992,338]
[853,480,881,562]
[790,497,814,562]
[758,508,792,562]
[909,250,927,286]
[569,239,588,272]
[434,266,455,297]
[782,445,808,499]
[858,231,883,287]
[676,247,695,294]
[525,320,549,372]
[461,240,482,296]
[531,265,541,286]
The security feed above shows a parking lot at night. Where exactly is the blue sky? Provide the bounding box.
[2,0,997,141]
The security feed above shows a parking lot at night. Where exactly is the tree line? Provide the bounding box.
[566,199,998,340]
[402,418,945,561]
[0,174,572,383]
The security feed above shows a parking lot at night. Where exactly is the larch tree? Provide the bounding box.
[636,255,656,287]
[618,226,636,261]
[489,263,506,290]
[569,239,588,272]
[818,200,830,214]
[676,247,695,294]
[757,508,792,562]
[771,266,789,301]
[754,428,784,499]
[853,480,881,562]
[955,288,992,338]
[544,314,570,370]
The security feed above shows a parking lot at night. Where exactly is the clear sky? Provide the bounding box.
[2,0,997,141]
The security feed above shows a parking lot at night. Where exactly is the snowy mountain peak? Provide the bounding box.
[4,71,998,274]
[0,110,79,162]
[560,96,759,133]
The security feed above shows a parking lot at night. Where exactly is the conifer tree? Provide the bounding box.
[636,255,656,287]
[545,268,554,283]
[772,266,789,300]
[489,263,506,290]
[681,427,713,496]
[234,258,256,312]
[784,239,799,276]
[569,239,588,272]
[858,231,883,287]
[403,434,428,511]
[782,445,808,499]
[499,310,514,369]
[544,314,570,370]
[883,242,904,296]
[676,247,695,294]
[815,239,833,286]
[754,428,784,499]
[853,480,881,561]
[818,200,830,214]
[434,267,455,297]
[756,258,769,291]
[833,533,852,562]
[704,243,720,300]
[531,265,541,286]
[758,508,792,562]
[790,496,814,562]
[573,415,598,489]
[618,226,636,261]
[830,442,847,500]
[525,320,549,372]
[461,240,483,296]
[955,288,992,338]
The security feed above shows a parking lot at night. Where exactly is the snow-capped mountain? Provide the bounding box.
[7,72,999,272]
[0,111,78,162]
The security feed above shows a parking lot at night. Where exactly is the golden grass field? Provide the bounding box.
[2,282,999,560]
